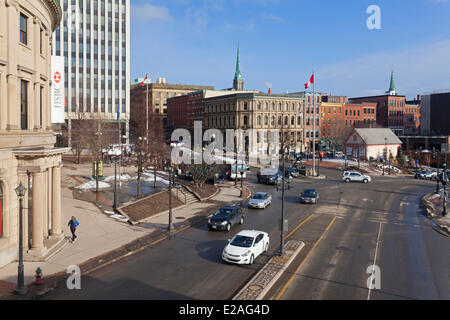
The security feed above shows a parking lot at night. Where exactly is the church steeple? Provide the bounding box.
[233,43,244,91]
[386,69,397,95]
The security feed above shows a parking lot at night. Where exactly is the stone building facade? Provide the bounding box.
[0,0,68,267]
[203,92,306,154]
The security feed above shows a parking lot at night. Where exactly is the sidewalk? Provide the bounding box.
[422,192,450,236]
[0,162,248,298]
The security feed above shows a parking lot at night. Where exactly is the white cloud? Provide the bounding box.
[318,39,450,98]
[131,3,172,23]
[263,13,285,23]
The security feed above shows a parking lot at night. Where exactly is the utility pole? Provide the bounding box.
[280,145,286,256]
[443,152,447,217]
[436,148,441,194]
[312,76,316,177]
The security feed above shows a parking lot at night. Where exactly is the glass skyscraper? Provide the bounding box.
[52,0,130,143]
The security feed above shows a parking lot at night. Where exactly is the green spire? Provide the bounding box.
[388,69,396,93]
[234,44,243,80]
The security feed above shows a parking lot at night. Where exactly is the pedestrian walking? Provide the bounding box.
[68,216,80,243]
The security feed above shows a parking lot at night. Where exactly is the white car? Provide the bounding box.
[343,171,371,183]
[222,230,269,265]
[248,192,272,209]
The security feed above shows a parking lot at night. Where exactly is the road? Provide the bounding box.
[40,167,450,300]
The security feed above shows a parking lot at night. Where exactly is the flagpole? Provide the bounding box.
[312,72,316,176]
[146,76,149,145]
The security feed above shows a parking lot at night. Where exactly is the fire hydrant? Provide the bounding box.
[34,267,43,285]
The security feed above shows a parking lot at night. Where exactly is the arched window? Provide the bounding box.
[257,103,261,110]
[284,116,289,126]
[265,102,268,111]
[243,115,248,126]
[264,116,268,126]
[278,116,282,125]
[291,116,295,126]
[272,103,275,111]
[257,116,261,126]
[271,116,275,126]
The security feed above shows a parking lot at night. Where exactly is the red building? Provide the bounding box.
[349,70,420,136]
[320,98,377,150]
[403,103,421,135]
[167,90,207,131]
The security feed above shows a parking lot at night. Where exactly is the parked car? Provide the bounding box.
[222,230,269,265]
[300,189,319,204]
[414,170,427,179]
[335,151,344,158]
[343,171,371,183]
[422,171,437,180]
[248,192,272,209]
[208,206,245,231]
[281,166,299,178]
[258,167,293,185]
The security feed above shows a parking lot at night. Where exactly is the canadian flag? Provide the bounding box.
[141,74,148,86]
[304,74,314,89]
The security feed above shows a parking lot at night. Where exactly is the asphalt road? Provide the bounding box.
[40,167,450,300]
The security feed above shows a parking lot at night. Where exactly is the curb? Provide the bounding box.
[4,215,204,300]
[232,240,305,300]
[421,193,450,237]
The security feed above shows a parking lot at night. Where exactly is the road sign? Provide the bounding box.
[440,190,448,199]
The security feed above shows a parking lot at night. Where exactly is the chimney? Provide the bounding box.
[268,88,272,95]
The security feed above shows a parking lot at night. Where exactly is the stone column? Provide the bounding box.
[42,169,48,238]
[29,171,46,256]
[50,165,62,239]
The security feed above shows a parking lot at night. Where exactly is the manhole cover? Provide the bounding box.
[248,285,262,291]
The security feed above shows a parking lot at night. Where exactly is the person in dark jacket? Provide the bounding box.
[68,216,80,242]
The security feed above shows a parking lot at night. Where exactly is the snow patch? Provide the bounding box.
[75,181,110,190]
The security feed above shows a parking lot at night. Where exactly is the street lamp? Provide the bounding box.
[240,169,244,198]
[108,149,122,209]
[14,182,27,295]
[443,155,447,217]
[168,164,175,231]
[383,137,387,176]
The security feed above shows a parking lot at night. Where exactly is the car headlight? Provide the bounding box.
[221,221,227,225]
[241,250,251,257]
[223,248,228,255]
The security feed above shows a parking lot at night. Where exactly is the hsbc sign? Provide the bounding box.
[51,56,65,123]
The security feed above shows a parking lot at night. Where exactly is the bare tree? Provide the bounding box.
[67,113,91,164]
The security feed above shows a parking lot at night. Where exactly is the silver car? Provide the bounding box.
[343,172,371,183]
[248,192,272,209]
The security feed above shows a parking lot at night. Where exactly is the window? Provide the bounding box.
[20,80,28,130]
[40,28,43,54]
[20,14,28,45]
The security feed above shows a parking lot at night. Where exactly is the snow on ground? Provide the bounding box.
[104,174,135,183]
[142,171,169,184]
[75,180,111,190]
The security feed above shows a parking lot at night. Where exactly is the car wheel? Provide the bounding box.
[363,179,368,183]
[345,178,351,183]
[226,223,231,232]
[249,254,254,265]
[240,217,244,225]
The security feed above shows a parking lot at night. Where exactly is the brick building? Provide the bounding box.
[349,71,419,136]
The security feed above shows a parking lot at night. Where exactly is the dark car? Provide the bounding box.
[300,189,319,204]
[414,170,427,179]
[208,206,245,232]
[281,166,299,178]
[258,167,293,185]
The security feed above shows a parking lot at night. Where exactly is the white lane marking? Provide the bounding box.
[367,221,383,300]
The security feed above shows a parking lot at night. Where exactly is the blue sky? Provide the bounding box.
[130,0,450,100]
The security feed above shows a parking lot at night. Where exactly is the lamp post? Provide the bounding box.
[240,169,244,198]
[14,182,27,295]
[168,164,174,231]
[383,137,387,176]
[436,149,441,194]
[443,154,447,217]
[108,149,121,209]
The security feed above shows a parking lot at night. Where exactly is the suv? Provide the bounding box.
[422,171,437,180]
[343,171,371,183]
[282,166,299,178]
[208,206,245,232]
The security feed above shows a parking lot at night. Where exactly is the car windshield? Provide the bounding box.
[253,194,266,200]
[230,235,254,248]
[214,208,233,218]
[303,190,316,197]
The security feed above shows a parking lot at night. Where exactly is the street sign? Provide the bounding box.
[440,190,448,199]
